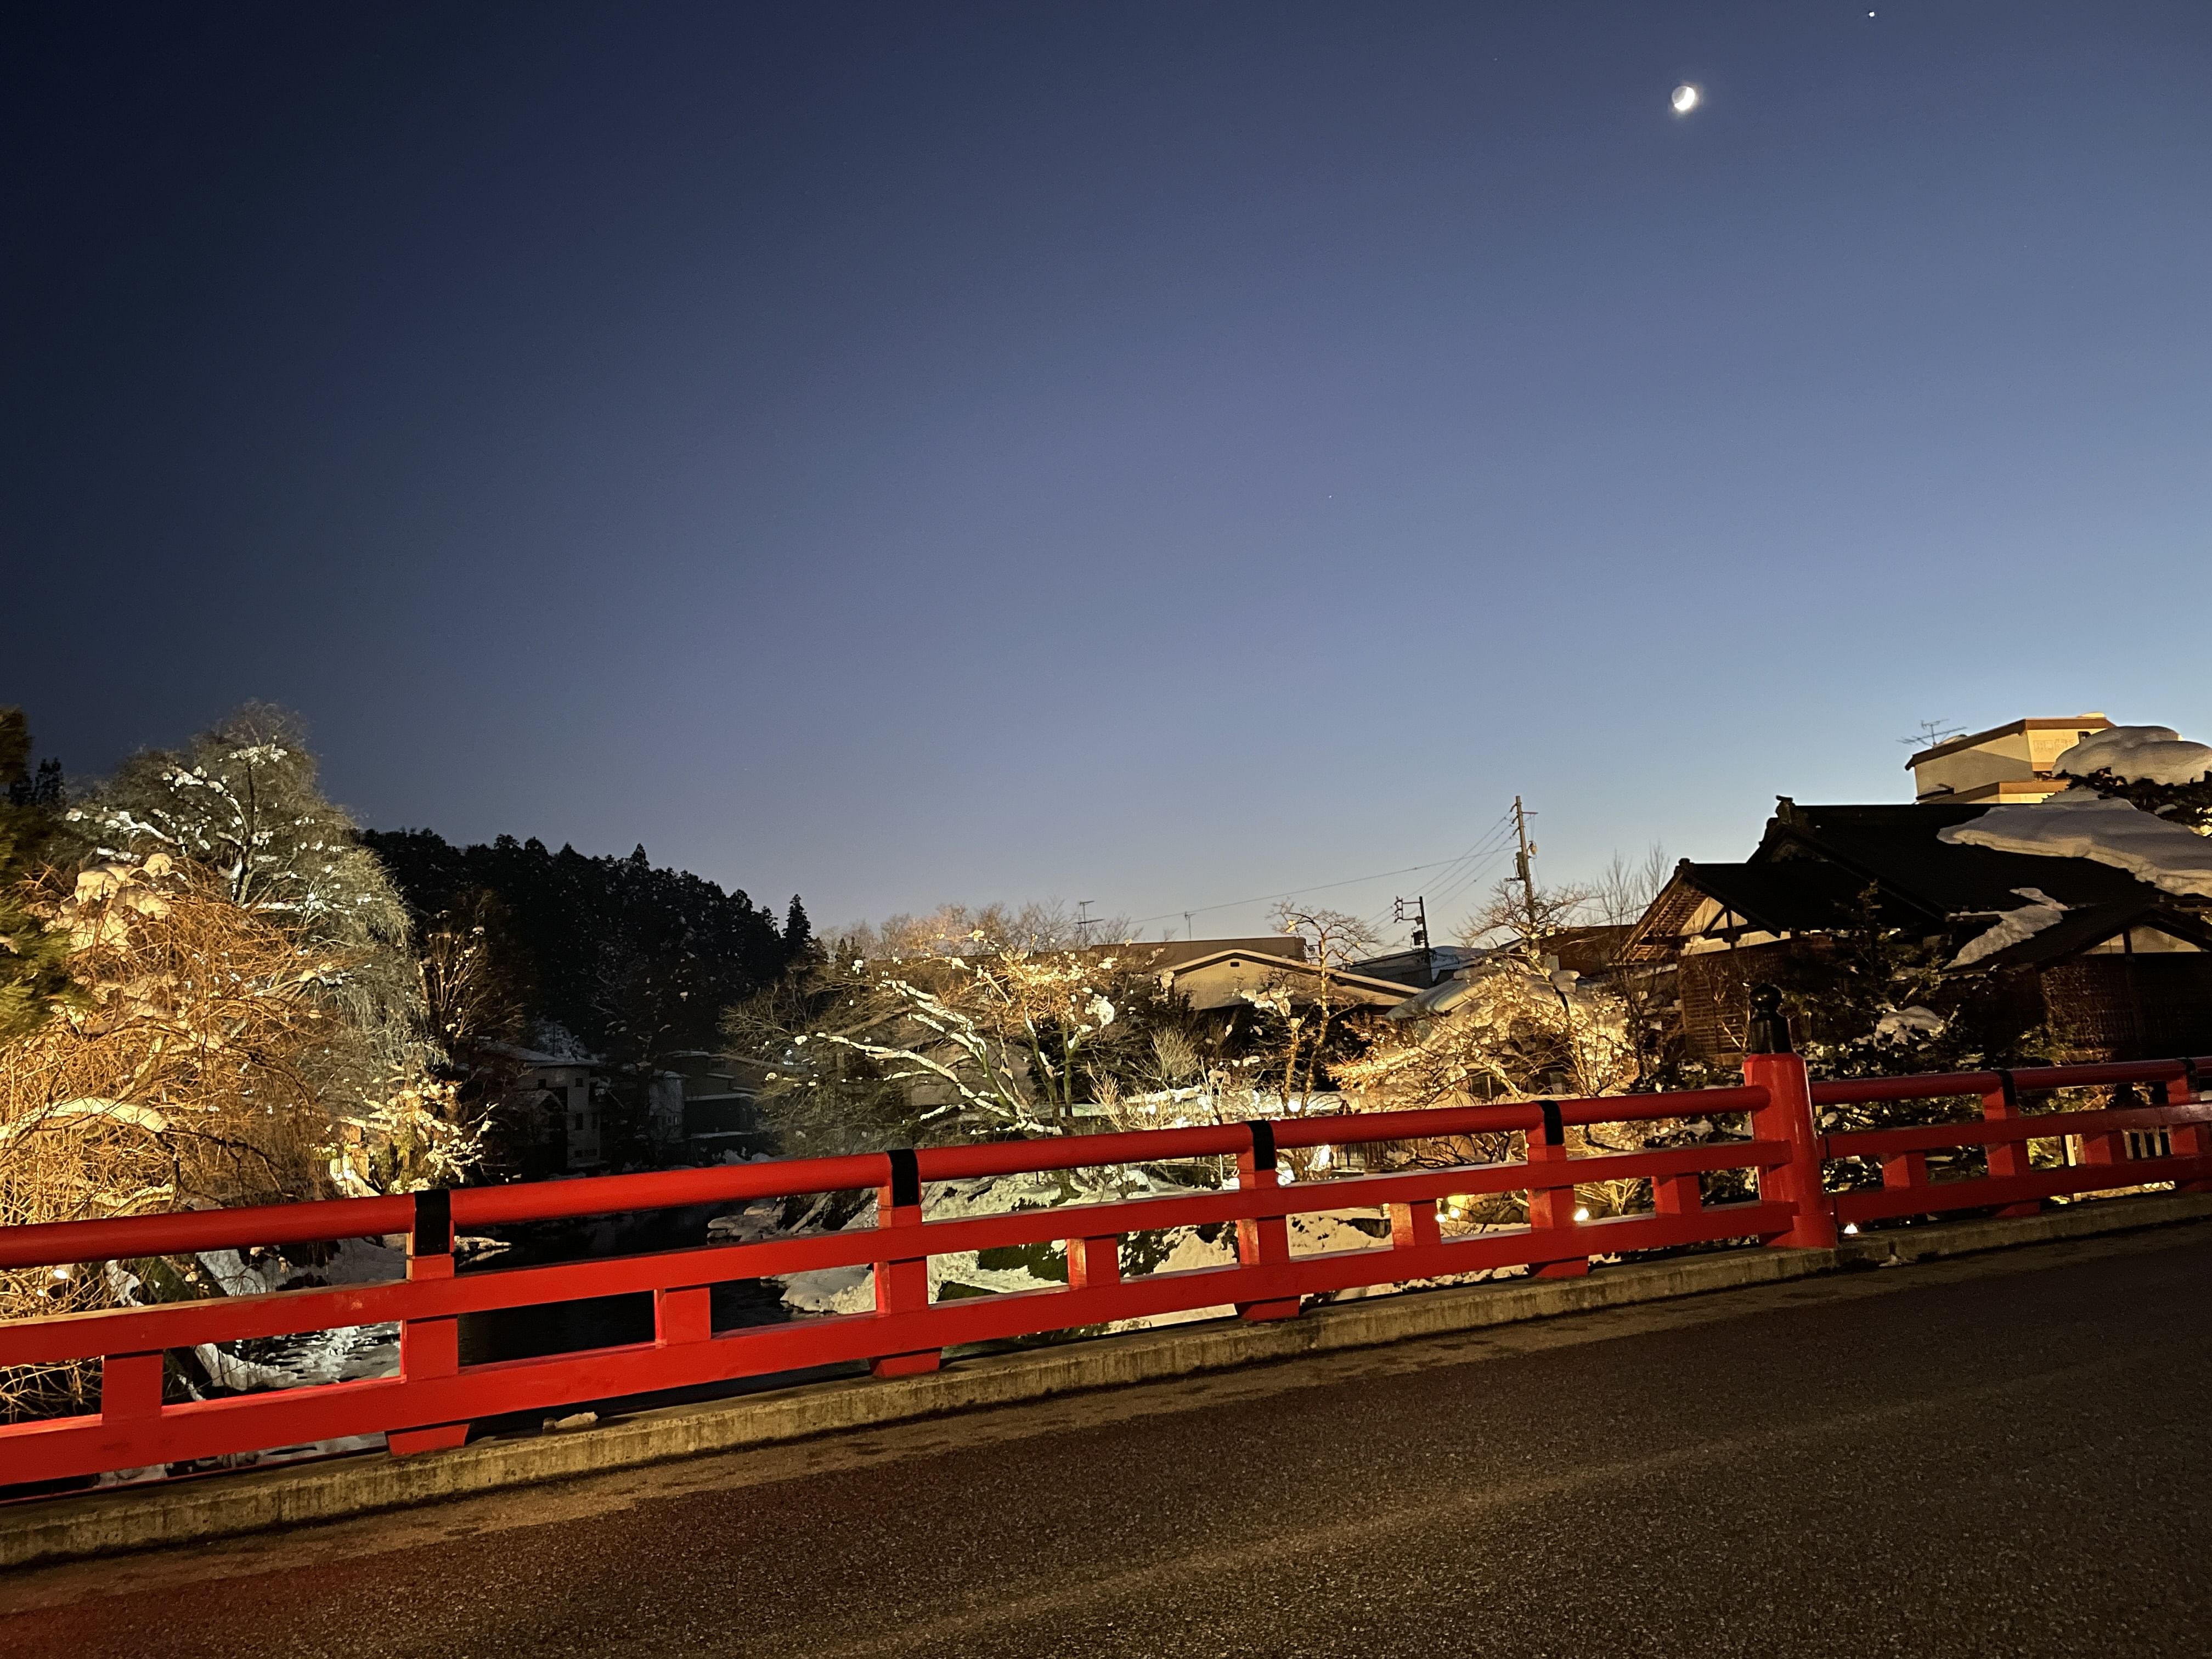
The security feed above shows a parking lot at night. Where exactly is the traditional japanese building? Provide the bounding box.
[1623,798,2212,1064]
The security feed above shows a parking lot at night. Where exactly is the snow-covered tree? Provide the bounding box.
[66,703,429,1096]
[726,904,1161,1149]
[2053,724,2212,831]
[0,708,76,1042]
[1251,903,1381,1113]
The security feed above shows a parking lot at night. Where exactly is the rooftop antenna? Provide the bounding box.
[1076,899,1098,943]
[1899,718,1968,751]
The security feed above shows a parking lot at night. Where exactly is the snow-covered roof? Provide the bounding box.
[484,1041,604,1068]
[1939,794,2212,901]
[2054,725,2212,787]
[1947,888,2069,968]
[1157,949,1415,1011]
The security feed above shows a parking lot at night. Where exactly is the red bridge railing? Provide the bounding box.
[0,1048,2204,1490]
[1812,1057,2212,1224]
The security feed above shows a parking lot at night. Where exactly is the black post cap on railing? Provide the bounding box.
[1994,1068,2019,1111]
[1246,1118,1278,1173]
[1745,984,1793,1056]
[411,1188,453,1257]
[2178,1057,2201,1105]
[884,1147,922,1209]
[1535,1100,1565,1147]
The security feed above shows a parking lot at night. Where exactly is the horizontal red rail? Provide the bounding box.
[1810,1057,2204,1107]
[1824,1103,2212,1159]
[1833,1158,2212,1226]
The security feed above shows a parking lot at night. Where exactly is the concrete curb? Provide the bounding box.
[6,1189,2210,1568]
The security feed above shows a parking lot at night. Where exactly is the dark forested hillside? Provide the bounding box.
[364,828,799,1067]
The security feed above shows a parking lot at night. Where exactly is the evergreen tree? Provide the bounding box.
[0,708,76,1041]
[362,827,793,1067]
[783,895,814,959]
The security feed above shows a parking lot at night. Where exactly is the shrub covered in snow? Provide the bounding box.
[2053,724,2212,831]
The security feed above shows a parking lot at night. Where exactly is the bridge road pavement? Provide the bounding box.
[4,1224,2210,1659]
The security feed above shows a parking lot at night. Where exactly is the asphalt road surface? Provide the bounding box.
[5,1224,2211,1659]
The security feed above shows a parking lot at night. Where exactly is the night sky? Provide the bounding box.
[8,3,2209,939]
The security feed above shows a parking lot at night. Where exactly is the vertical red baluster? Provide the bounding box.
[872,1149,940,1378]
[99,1350,164,1424]
[1881,1150,1929,1193]
[1235,1120,1300,1322]
[1067,1235,1121,1291]
[1389,1195,1442,1251]
[1982,1070,2039,1217]
[390,1188,470,1456]
[2079,1085,2132,1173]
[655,1285,713,1346]
[1525,1102,1587,1279]
[1651,1170,1702,1218]
[1742,986,1837,1249]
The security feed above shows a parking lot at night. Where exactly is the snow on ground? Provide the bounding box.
[2055,726,2212,786]
[1949,887,2069,968]
[716,1167,1504,1327]
[1941,794,2212,900]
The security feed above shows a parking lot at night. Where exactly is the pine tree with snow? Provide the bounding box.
[0,708,77,1041]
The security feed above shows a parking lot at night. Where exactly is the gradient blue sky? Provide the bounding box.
[7,2,2209,941]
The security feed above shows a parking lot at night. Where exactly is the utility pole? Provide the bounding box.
[1393,895,1432,984]
[1183,910,1195,942]
[1511,795,1541,943]
[1076,899,1097,944]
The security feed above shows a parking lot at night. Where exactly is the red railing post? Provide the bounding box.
[2079,1085,2132,1170]
[1235,1121,1300,1322]
[1651,1169,1703,1217]
[655,1284,713,1346]
[1525,1101,1588,1278]
[99,1350,164,1425]
[871,1149,940,1378]
[1066,1234,1121,1289]
[1741,988,1837,1249]
[390,1189,470,1456]
[1880,1150,1929,1193]
[1981,1070,2040,1217]
[1388,1194,1442,1250]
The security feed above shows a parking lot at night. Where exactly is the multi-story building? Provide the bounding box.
[1906,714,2113,806]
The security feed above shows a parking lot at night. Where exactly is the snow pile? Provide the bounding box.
[1873,1006,1946,1039]
[1948,888,2069,968]
[1940,794,2212,900]
[2055,725,2212,787]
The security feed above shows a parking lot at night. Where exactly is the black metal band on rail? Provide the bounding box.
[885,1147,922,1209]
[411,1187,452,1257]
[2178,1057,2200,1106]
[1246,1118,1278,1173]
[1994,1069,2019,1113]
[1536,1099,1565,1147]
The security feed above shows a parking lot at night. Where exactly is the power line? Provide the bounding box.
[1131,808,1515,932]
[1360,827,1514,940]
